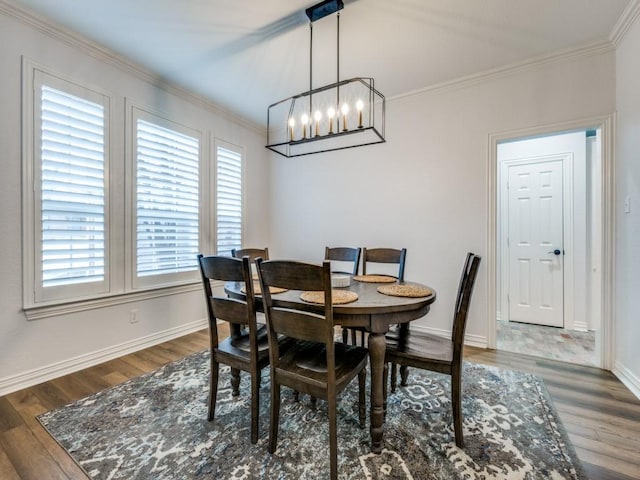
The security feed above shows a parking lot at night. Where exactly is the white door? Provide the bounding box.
[508,159,564,327]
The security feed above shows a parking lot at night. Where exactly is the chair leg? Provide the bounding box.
[350,329,357,345]
[451,370,464,448]
[230,368,241,396]
[250,371,260,444]
[400,365,409,386]
[328,396,338,480]
[382,362,388,419]
[390,363,397,393]
[358,370,366,428]
[342,328,349,344]
[208,359,219,421]
[269,383,281,454]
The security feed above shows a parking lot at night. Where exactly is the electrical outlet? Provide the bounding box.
[129,309,139,324]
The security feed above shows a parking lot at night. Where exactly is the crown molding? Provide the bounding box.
[389,40,615,102]
[610,0,640,46]
[0,0,266,135]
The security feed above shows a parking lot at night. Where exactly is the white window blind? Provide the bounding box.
[40,85,105,288]
[216,146,242,256]
[136,119,200,278]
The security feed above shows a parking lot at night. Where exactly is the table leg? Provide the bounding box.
[368,331,385,453]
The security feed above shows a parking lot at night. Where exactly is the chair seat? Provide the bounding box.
[216,325,270,363]
[276,341,369,398]
[385,331,454,365]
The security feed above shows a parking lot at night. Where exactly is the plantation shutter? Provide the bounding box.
[136,119,200,277]
[40,85,105,288]
[216,146,242,256]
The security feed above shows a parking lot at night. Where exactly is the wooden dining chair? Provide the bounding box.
[383,252,481,448]
[362,247,407,281]
[256,258,368,480]
[325,246,361,275]
[197,253,278,444]
[346,247,408,346]
[231,247,269,261]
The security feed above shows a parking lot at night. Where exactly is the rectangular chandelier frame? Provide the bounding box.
[266,77,385,158]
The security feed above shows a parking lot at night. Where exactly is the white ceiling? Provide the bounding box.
[11,0,632,126]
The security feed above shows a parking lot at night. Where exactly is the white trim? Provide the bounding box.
[487,115,616,371]
[610,0,640,46]
[409,324,487,349]
[0,319,208,397]
[390,41,614,102]
[613,361,640,401]
[24,283,202,320]
[0,0,264,135]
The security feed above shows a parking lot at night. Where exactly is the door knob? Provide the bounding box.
[548,249,562,255]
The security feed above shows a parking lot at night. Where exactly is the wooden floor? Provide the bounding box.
[1,328,639,480]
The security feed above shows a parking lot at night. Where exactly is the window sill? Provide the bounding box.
[23,282,214,321]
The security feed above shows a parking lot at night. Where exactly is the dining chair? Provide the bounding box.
[347,247,408,346]
[256,258,368,480]
[197,253,279,444]
[231,247,269,261]
[362,247,407,281]
[325,246,361,275]
[383,252,481,448]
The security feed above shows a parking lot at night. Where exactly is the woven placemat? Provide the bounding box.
[377,284,433,298]
[353,274,397,283]
[300,290,359,305]
[241,283,288,295]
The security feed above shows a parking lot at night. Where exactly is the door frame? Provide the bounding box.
[499,154,574,329]
[487,115,615,370]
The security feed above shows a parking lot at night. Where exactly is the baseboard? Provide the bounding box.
[0,319,208,397]
[409,324,488,349]
[572,320,589,332]
[613,360,640,401]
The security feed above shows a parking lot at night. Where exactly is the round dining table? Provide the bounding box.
[225,277,436,454]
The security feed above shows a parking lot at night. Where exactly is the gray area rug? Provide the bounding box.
[38,350,587,479]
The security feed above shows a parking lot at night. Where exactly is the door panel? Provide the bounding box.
[508,160,564,327]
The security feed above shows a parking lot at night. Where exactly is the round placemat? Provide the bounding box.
[241,282,288,295]
[353,274,397,283]
[300,290,359,305]
[377,284,433,298]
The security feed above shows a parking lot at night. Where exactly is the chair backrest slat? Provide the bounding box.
[232,247,269,261]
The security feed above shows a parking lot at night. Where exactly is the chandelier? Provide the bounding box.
[266,0,385,158]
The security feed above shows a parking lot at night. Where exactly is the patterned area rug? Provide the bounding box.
[38,350,587,479]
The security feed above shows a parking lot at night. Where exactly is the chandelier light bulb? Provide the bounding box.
[301,113,309,138]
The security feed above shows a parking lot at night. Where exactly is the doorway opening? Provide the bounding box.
[493,125,607,368]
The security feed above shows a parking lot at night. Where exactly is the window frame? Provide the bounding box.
[213,138,245,256]
[127,105,204,291]
[23,61,112,308]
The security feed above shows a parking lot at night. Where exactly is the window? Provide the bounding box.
[23,63,240,314]
[133,113,201,288]
[215,144,243,256]
[25,69,110,305]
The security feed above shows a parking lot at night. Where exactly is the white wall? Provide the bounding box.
[0,7,270,394]
[269,49,616,345]
[614,10,640,397]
